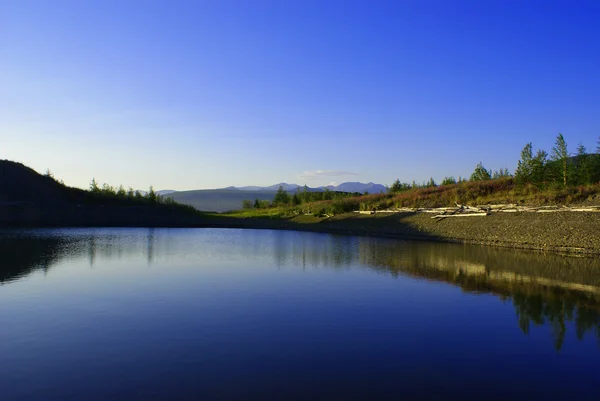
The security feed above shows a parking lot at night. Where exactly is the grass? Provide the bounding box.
[223,178,600,219]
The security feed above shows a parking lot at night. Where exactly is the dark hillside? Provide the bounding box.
[0,160,72,203]
[0,160,205,227]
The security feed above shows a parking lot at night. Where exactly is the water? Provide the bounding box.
[1,228,599,401]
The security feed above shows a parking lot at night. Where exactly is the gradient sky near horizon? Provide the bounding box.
[2,0,599,190]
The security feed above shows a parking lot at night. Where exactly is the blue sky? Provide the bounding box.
[2,0,599,190]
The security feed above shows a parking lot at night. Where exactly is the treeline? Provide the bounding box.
[387,164,512,193]
[88,178,162,203]
[85,177,197,212]
[386,133,600,193]
[232,133,600,216]
[514,134,600,187]
[243,186,363,210]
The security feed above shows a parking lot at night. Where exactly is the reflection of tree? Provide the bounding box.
[354,237,600,351]
[269,232,600,350]
[0,235,64,284]
[513,291,600,351]
[147,228,155,265]
[4,229,600,351]
[88,235,96,267]
[1,229,168,283]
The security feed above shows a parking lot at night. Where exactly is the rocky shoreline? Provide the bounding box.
[211,211,600,255]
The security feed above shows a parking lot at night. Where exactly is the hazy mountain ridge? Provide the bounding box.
[215,182,386,193]
[164,182,386,212]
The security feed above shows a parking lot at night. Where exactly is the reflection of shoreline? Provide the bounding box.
[2,229,599,350]
[357,239,600,299]
[0,229,160,284]
[273,233,600,350]
[354,239,600,350]
[0,235,64,285]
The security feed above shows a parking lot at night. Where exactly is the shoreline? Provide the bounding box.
[202,211,600,256]
[3,210,600,256]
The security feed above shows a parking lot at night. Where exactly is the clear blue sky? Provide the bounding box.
[2,0,599,190]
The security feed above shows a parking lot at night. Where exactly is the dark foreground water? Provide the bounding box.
[1,228,599,401]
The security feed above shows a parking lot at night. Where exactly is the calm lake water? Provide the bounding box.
[1,228,599,401]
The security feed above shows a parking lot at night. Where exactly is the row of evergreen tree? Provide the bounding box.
[245,133,600,210]
[388,134,600,193]
[88,178,179,205]
[245,186,363,209]
[514,134,600,187]
[388,164,512,193]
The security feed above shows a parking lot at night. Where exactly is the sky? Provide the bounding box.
[1,0,599,190]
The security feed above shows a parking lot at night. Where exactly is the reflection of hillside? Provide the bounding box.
[355,239,600,350]
[0,235,67,284]
[272,233,600,350]
[3,230,599,350]
[0,229,162,284]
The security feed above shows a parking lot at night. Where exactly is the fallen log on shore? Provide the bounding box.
[432,212,489,219]
[354,204,600,216]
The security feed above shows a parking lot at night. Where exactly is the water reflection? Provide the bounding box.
[2,228,599,351]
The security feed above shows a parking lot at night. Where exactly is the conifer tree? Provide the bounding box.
[514,143,533,184]
[470,162,491,181]
[531,150,548,186]
[90,178,100,192]
[273,186,290,205]
[551,133,569,187]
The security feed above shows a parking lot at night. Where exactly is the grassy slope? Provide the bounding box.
[223,178,600,218]
[212,178,600,253]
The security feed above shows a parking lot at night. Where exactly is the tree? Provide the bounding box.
[117,185,126,198]
[426,177,437,187]
[492,168,511,179]
[574,143,592,185]
[515,143,533,184]
[531,150,549,186]
[292,192,301,205]
[147,186,157,203]
[551,133,569,186]
[254,198,261,209]
[470,162,491,181]
[389,179,410,193]
[441,176,457,186]
[90,178,100,193]
[273,186,290,205]
[242,200,253,209]
[102,183,116,195]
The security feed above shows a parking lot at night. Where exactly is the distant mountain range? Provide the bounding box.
[219,182,387,194]
[163,182,386,212]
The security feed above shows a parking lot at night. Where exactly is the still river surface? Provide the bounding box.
[1,228,599,400]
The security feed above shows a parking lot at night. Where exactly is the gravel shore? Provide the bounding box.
[221,211,600,255]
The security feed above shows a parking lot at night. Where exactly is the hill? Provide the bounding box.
[167,189,277,212]
[165,182,386,211]
[333,182,386,193]
[229,182,386,193]
[0,160,205,227]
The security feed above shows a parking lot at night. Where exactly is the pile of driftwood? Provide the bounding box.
[355,203,600,219]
